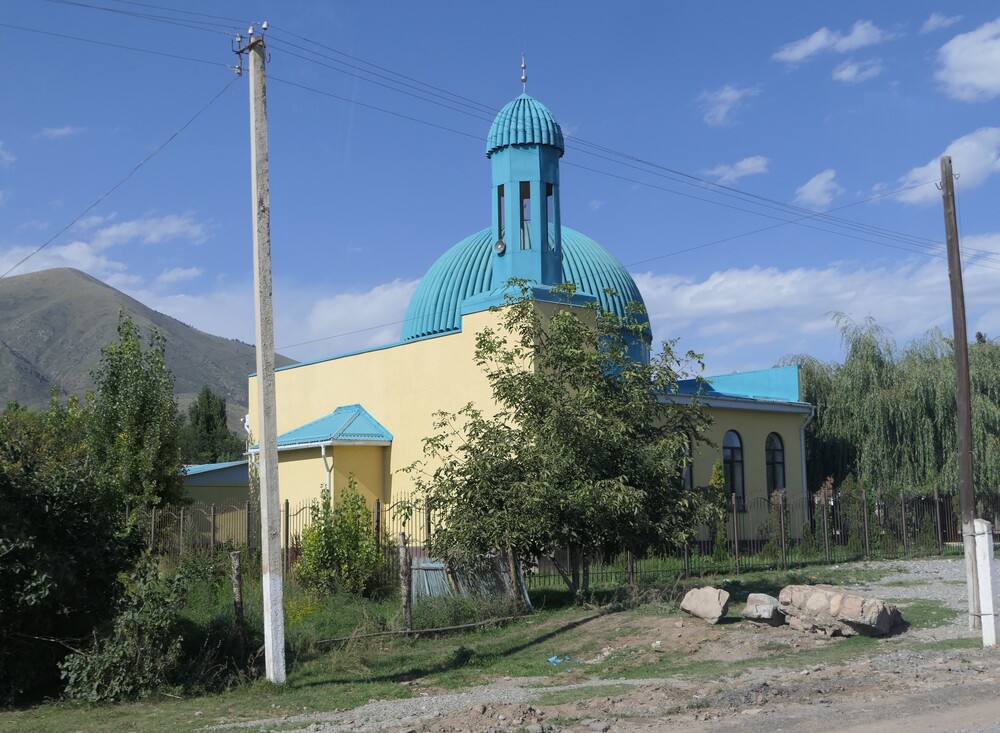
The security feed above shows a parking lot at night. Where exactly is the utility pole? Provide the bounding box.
[941,155,981,631]
[244,26,286,682]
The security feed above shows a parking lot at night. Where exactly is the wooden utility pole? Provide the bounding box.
[247,29,286,682]
[941,155,981,630]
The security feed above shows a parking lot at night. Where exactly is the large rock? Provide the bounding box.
[681,586,730,624]
[742,592,784,626]
[778,584,901,637]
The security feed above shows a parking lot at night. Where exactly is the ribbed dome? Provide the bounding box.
[486,94,565,158]
[401,226,648,342]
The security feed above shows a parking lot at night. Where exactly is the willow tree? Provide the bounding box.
[786,316,1000,499]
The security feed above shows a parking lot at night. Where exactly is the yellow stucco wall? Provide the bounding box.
[692,404,810,539]
[248,306,811,541]
[249,308,502,509]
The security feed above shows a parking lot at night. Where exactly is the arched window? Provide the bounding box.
[723,430,744,512]
[766,432,785,498]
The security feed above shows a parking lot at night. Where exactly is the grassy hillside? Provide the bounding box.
[0,268,293,430]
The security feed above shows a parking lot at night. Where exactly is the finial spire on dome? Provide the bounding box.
[520,52,527,93]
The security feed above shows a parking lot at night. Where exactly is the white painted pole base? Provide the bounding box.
[974,519,997,648]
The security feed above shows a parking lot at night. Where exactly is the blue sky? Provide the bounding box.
[4,2,1000,376]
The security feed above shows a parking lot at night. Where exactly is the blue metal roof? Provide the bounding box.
[183,460,247,476]
[486,94,564,158]
[401,226,649,342]
[676,366,804,404]
[274,404,393,449]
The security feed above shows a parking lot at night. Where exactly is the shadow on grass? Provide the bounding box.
[289,611,604,688]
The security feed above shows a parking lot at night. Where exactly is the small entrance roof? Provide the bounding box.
[251,404,393,453]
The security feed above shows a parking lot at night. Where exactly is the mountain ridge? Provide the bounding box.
[0,267,293,430]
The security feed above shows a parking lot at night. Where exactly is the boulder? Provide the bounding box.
[778,584,901,637]
[742,592,785,626]
[681,586,730,624]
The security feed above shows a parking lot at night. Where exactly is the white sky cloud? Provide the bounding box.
[0,142,15,167]
[922,13,963,34]
[305,279,419,354]
[697,84,760,127]
[773,20,890,64]
[588,200,606,211]
[935,18,1000,101]
[831,58,883,83]
[704,155,770,184]
[0,213,209,281]
[794,169,844,208]
[157,266,203,284]
[0,190,10,207]
[634,243,1000,373]
[90,213,208,249]
[34,126,85,139]
[896,127,1000,204]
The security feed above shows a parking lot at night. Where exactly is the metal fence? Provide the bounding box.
[132,490,1000,587]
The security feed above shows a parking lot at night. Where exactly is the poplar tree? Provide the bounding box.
[88,310,184,506]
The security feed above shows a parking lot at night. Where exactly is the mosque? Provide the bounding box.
[230,82,815,540]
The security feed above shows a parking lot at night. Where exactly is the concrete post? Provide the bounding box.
[974,519,997,647]
[248,33,286,683]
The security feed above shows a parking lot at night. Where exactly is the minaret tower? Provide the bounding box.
[485,56,565,289]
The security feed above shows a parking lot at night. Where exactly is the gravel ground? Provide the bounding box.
[209,558,999,733]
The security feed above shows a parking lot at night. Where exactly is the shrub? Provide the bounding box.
[295,477,385,596]
[0,401,142,704]
[60,557,184,703]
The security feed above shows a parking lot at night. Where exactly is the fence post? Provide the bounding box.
[374,499,382,549]
[933,484,944,554]
[778,492,787,570]
[245,501,252,551]
[230,551,246,661]
[821,497,830,564]
[627,550,636,586]
[683,542,690,579]
[210,503,217,552]
[177,507,185,555]
[424,497,432,548]
[283,499,290,573]
[900,492,908,556]
[150,505,157,549]
[399,532,412,632]
[731,492,740,576]
[862,487,871,558]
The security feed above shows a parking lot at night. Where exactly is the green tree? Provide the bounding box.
[408,282,712,597]
[0,399,142,703]
[88,310,184,506]
[180,386,245,464]
[295,477,385,596]
[787,315,1000,501]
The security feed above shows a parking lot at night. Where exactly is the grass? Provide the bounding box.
[0,558,973,733]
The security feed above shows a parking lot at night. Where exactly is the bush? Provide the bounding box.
[0,402,142,704]
[60,557,184,703]
[295,478,385,596]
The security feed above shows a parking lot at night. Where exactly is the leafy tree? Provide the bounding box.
[295,477,385,596]
[408,282,712,597]
[785,315,1000,500]
[0,399,142,703]
[180,386,245,464]
[88,310,184,506]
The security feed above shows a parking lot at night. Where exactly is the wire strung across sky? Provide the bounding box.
[9,1,998,356]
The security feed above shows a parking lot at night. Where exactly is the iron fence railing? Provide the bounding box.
[131,491,1000,587]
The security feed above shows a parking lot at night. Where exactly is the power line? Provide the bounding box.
[0,76,240,280]
[42,0,239,35]
[0,21,229,67]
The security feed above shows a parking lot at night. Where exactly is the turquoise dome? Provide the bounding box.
[401,226,649,342]
[486,94,565,158]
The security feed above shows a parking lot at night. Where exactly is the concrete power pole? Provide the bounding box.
[247,30,287,682]
[941,155,981,631]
